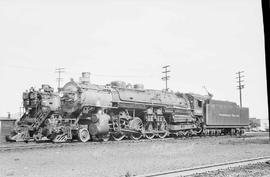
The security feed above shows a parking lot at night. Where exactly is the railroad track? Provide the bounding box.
[136,156,270,177]
[0,133,261,152]
[0,137,183,152]
[0,135,236,152]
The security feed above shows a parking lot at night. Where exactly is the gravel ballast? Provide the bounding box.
[186,162,270,177]
[0,135,270,177]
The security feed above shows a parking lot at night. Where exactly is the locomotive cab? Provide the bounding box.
[185,93,210,117]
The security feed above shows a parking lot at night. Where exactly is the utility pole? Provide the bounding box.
[56,68,65,92]
[261,0,270,140]
[162,65,170,91]
[236,71,245,108]
[19,107,23,117]
[7,112,10,119]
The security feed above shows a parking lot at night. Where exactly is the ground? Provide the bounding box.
[0,134,270,177]
[187,162,270,177]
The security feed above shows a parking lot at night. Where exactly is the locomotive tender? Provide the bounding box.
[7,72,249,143]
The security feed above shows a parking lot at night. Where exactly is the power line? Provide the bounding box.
[236,71,245,108]
[56,68,65,92]
[92,74,156,78]
[1,65,158,79]
[0,65,52,72]
[162,65,170,91]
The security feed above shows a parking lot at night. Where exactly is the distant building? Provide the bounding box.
[0,118,16,143]
[0,117,8,120]
[249,118,261,128]
[0,112,21,120]
[260,119,269,131]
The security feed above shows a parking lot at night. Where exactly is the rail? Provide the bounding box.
[0,132,268,152]
[136,156,270,177]
[0,135,237,152]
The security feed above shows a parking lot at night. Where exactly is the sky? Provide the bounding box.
[0,0,268,120]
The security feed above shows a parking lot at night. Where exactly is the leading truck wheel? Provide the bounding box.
[78,128,90,143]
[33,132,43,142]
[100,134,110,142]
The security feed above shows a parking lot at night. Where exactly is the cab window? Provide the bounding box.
[197,100,202,107]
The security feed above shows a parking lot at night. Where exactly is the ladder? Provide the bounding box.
[30,108,51,130]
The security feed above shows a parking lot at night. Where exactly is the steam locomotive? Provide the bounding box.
[7,72,249,143]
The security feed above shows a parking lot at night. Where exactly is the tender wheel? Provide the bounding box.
[129,117,143,140]
[235,129,241,136]
[112,133,125,141]
[240,129,245,136]
[194,125,203,135]
[78,128,90,143]
[33,132,43,142]
[145,122,155,140]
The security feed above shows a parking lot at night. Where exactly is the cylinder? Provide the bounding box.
[88,113,110,136]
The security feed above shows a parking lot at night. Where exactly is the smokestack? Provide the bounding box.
[79,72,91,85]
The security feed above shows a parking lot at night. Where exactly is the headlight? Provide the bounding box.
[59,92,64,97]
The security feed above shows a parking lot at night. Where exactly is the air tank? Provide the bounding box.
[133,84,144,90]
[110,81,126,88]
